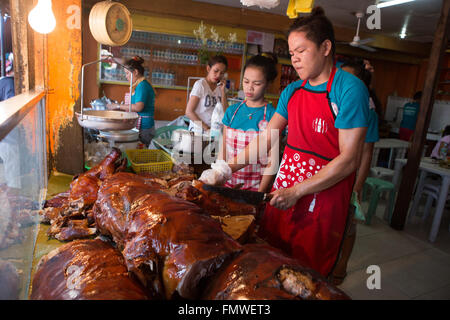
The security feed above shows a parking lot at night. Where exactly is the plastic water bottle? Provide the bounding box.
[210,101,224,140]
[439,142,448,160]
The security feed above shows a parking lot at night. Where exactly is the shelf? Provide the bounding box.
[279,58,292,65]
[125,40,244,57]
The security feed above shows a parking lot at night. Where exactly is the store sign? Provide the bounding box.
[246,30,275,53]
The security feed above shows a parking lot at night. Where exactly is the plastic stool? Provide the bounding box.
[362,177,396,225]
[409,181,450,223]
[370,167,395,180]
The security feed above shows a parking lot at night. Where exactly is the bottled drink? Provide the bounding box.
[439,142,448,160]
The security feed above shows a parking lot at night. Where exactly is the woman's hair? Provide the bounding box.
[208,55,228,69]
[125,56,145,75]
[341,58,383,120]
[287,7,335,57]
[442,125,450,137]
[413,91,422,101]
[341,58,371,88]
[244,52,278,83]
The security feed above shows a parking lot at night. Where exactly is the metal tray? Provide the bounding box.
[76,110,139,131]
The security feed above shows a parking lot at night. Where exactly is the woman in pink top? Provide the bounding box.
[431,125,450,159]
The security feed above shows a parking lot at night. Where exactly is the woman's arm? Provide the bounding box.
[353,142,374,200]
[269,126,367,210]
[217,126,227,161]
[229,113,287,172]
[220,81,228,110]
[185,95,209,131]
[106,101,144,112]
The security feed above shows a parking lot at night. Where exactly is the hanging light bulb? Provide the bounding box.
[28,0,56,34]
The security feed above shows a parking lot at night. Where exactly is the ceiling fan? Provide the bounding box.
[341,12,377,52]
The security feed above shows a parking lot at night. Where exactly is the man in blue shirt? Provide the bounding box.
[399,91,422,141]
[0,53,15,101]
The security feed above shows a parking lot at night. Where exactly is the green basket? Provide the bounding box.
[125,149,173,173]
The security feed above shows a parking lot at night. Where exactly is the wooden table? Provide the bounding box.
[392,157,450,242]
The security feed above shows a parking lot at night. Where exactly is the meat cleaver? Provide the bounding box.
[202,184,273,205]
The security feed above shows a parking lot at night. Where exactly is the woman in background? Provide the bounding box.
[331,58,380,285]
[431,125,450,160]
[219,53,278,192]
[185,55,228,134]
[399,91,422,141]
[107,56,156,146]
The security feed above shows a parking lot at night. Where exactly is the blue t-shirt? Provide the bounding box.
[0,76,15,101]
[366,109,379,143]
[276,68,369,130]
[222,102,276,131]
[132,79,155,130]
[400,102,419,130]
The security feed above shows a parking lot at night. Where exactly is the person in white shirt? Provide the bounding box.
[185,55,229,134]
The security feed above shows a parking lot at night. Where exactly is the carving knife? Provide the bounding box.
[202,184,273,205]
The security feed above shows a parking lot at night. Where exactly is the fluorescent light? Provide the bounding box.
[377,0,415,9]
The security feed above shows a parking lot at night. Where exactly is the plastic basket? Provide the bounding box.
[125,149,173,173]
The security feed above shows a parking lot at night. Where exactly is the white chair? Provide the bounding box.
[408,178,450,233]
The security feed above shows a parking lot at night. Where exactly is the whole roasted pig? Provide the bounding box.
[40,148,127,241]
[203,244,350,300]
[30,239,149,300]
[93,172,242,300]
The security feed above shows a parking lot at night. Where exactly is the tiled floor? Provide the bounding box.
[338,198,450,300]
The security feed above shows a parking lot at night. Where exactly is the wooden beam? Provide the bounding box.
[390,0,450,230]
[335,44,424,65]
[9,0,30,94]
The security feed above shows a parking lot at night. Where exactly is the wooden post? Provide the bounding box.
[9,0,31,94]
[390,0,450,230]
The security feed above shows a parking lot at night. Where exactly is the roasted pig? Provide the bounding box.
[30,239,149,300]
[93,172,242,300]
[203,244,350,300]
[40,148,128,241]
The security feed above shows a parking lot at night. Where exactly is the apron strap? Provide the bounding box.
[299,66,336,92]
[326,66,337,93]
[230,101,245,124]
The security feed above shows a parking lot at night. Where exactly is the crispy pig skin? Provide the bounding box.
[190,180,258,217]
[203,244,350,300]
[30,239,149,300]
[93,172,242,300]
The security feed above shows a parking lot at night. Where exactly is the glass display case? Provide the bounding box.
[0,96,47,299]
[99,30,245,89]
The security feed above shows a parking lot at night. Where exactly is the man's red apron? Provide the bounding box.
[258,67,355,277]
[224,102,268,191]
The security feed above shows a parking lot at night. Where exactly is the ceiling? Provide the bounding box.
[193,0,443,43]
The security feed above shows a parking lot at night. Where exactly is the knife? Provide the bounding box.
[202,184,273,205]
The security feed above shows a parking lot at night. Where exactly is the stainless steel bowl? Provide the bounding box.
[76,110,139,131]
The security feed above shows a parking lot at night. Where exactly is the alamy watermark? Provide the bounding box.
[366,5,382,30]
[366,265,381,290]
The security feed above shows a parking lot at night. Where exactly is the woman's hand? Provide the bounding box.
[218,80,227,95]
[106,103,120,110]
[269,186,302,210]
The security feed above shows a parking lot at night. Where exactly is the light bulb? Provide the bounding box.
[28,0,56,34]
